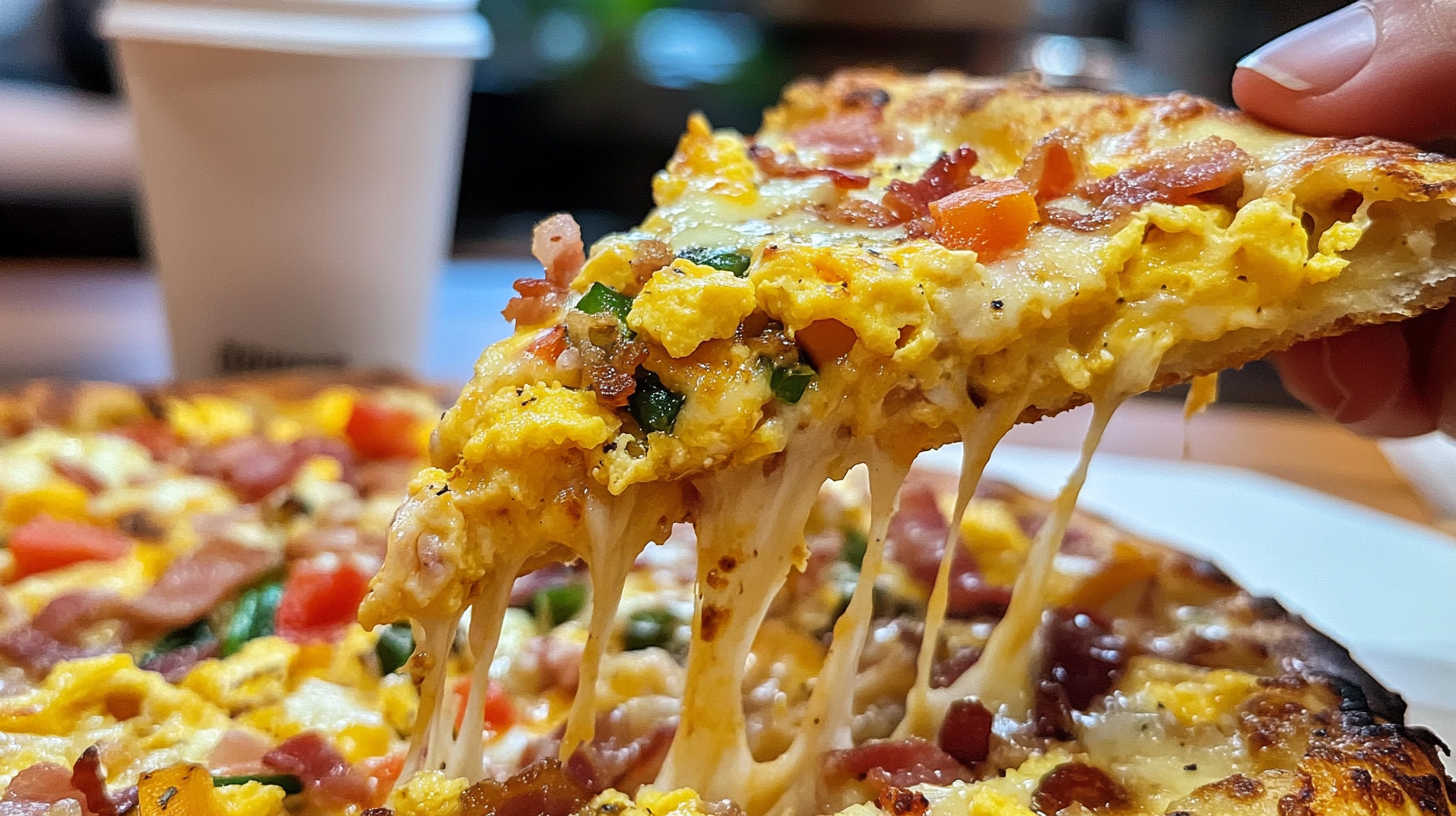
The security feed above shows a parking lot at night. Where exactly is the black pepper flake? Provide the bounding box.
[1116,297,1126,304]
[159,787,179,810]
[435,485,450,496]
[990,300,1004,310]
[1237,275,1248,282]
[1184,763,1199,771]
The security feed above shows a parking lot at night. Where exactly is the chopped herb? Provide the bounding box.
[222,580,283,657]
[528,583,587,627]
[375,622,415,675]
[677,247,751,277]
[576,282,634,325]
[628,371,685,434]
[143,619,214,666]
[622,608,678,651]
[770,363,816,404]
[841,528,868,569]
[212,774,304,795]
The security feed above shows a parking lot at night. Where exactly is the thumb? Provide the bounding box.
[1232,0,1456,144]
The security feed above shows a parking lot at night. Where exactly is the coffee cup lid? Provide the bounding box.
[100,0,492,58]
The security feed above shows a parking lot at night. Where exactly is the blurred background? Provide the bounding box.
[0,0,1345,403]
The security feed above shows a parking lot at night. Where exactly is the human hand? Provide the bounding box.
[1232,0,1456,437]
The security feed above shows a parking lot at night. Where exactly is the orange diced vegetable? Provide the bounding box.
[138,765,222,816]
[928,178,1038,258]
[9,516,133,578]
[275,562,372,643]
[344,401,422,460]
[452,677,516,733]
[795,319,857,367]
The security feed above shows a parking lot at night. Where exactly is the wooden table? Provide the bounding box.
[1007,397,1447,531]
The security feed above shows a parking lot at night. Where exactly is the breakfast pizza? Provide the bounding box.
[0,377,1447,816]
[3,68,1456,816]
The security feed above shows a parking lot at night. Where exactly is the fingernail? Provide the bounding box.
[1236,3,1377,94]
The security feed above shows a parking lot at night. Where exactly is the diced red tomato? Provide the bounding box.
[795,319,858,367]
[928,178,1039,258]
[452,677,515,734]
[275,562,372,643]
[9,516,133,578]
[344,401,422,460]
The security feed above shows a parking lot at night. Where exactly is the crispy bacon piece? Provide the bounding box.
[884,478,1008,619]
[192,435,356,503]
[1031,762,1130,815]
[790,110,884,166]
[882,146,982,234]
[825,737,973,790]
[31,590,119,642]
[0,625,114,680]
[829,147,982,233]
[2,763,83,816]
[749,145,871,189]
[564,310,646,408]
[1034,609,1128,739]
[461,760,591,816]
[1051,137,1251,231]
[938,699,993,767]
[877,786,930,816]
[503,214,585,326]
[72,747,118,816]
[547,708,678,794]
[264,732,375,809]
[126,537,281,637]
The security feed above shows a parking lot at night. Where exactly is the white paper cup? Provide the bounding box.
[100,0,490,379]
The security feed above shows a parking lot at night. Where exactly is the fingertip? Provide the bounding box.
[1271,338,1344,414]
[1276,326,1437,438]
[1231,68,1315,135]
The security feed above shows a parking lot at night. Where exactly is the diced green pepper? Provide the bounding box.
[678,247,751,277]
[375,622,415,675]
[622,608,678,651]
[528,583,587,627]
[212,774,304,795]
[841,528,868,570]
[770,363,816,404]
[628,371,685,434]
[575,282,634,325]
[222,580,283,657]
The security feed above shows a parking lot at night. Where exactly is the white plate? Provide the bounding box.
[919,443,1456,767]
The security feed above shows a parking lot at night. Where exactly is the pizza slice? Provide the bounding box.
[360,69,1456,815]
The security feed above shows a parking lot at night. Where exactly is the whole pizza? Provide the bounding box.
[1,70,1454,816]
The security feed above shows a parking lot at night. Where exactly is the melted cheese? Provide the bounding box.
[364,71,1456,813]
